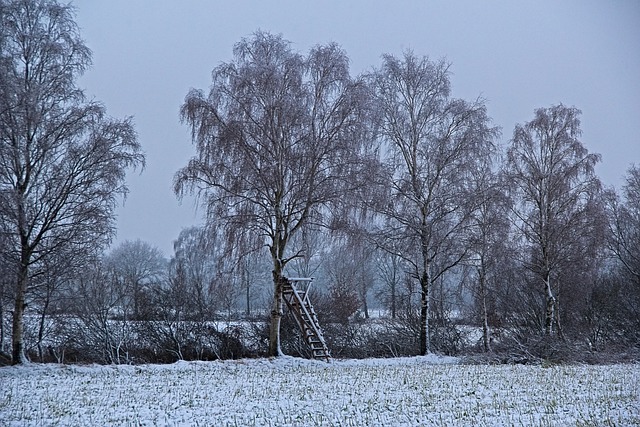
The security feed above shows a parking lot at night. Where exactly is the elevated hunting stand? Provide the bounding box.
[282,277,331,361]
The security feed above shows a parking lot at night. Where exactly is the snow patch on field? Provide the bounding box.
[1,357,638,426]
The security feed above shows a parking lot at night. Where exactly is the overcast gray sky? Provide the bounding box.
[73,0,640,257]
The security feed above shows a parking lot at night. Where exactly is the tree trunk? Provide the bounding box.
[480,272,491,352]
[12,261,29,364]
[133,281,140,320]
[245,270,251,317]
[554,290,565,341]
[391,278,397,320]
[544,275,555,336]
[419,270,430,355]
[0,279,4,355]
[419,213,431,355]
[361,281,369,320]
[268,266,285,357]
[37,292,51,362]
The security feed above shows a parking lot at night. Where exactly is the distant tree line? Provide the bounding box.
[1,0,638,365]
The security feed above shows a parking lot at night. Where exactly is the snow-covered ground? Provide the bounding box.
[1,356,638,426]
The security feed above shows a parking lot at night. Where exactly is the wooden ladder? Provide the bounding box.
[282,277,331,361]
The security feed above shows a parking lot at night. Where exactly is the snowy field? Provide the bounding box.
[1,356,638,426]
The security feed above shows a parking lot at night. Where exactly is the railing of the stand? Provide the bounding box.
[288,277,313,303]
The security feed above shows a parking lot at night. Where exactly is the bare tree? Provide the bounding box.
[465,165,511,352]
[319,277,361,325]
[0,0,144,364]
[375,251,404,319]
[369,52,498,354]
[175,32,370,357]
[325,235,376,319]
[607,165,640,285]
[598,165,640,346]
[72,262,135,364]
[504,104,602,338]
[104,240,167,320]
[30,249,81,362]
[0,232,13,357]
[235,248,271,318]
[170,227,219,320]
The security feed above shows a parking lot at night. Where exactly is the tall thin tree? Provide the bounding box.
[369,52,498,354]
[607,165,640,285]
[0,0,144,364]
[466,162,511,352]
[505,104,602,338]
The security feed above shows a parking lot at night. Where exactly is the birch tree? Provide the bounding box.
[0,0,144,364]
[466,164,511,352]
[608,165,640,285]
[369,52,498,354]
[505,105,602,338]
[375,251,405,319]
[603,165,640,343]
[104,240,167,320]
[73,262,135,364]
[170,227,219,320]
[0,230,13,357]
[175,32,370,357]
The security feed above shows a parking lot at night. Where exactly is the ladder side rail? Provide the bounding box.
[286,308,319,358]
[288,308,307,337]
[289,278,313,303]
[282,284,306,330]
[290,284,327,347]
[284,278,331,360]
[283,296,318,348]
[302,281,311,304]
[283,287,313,338]
[289,278,313,304]
[283,294,328,358]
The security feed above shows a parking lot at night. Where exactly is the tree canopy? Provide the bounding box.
[175,31,371,356]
